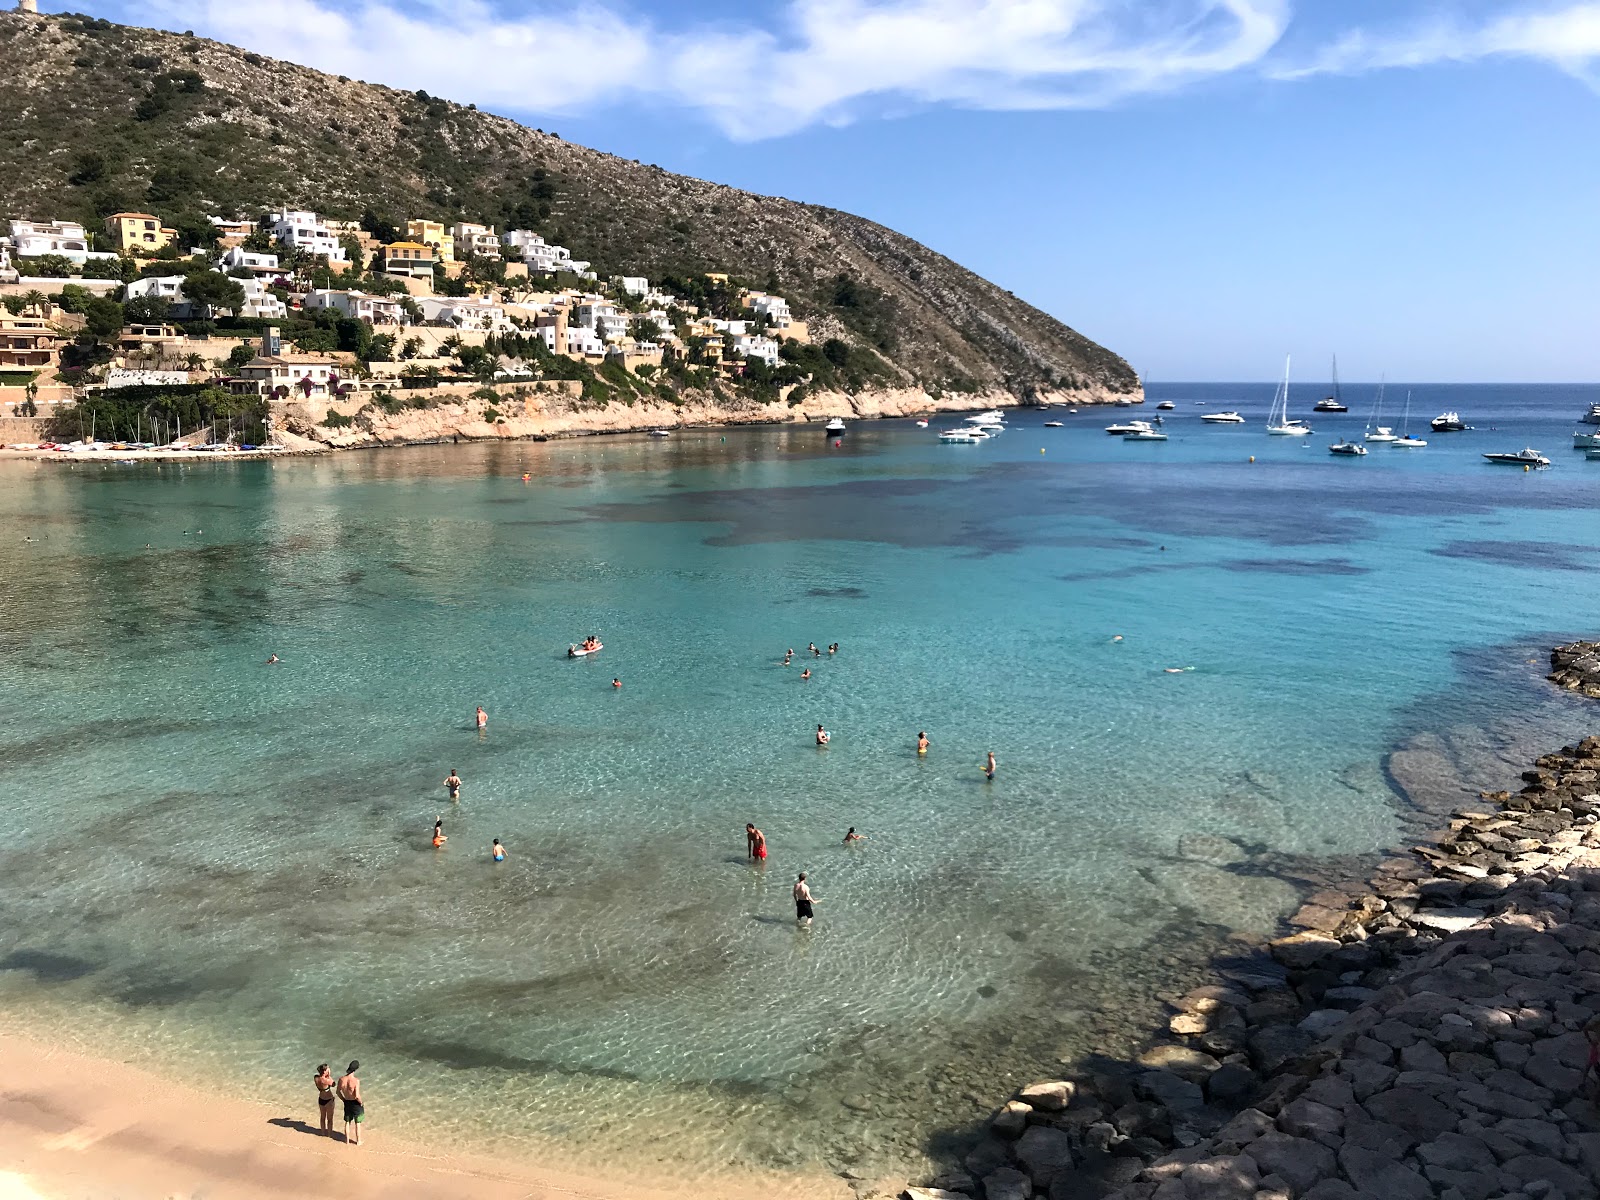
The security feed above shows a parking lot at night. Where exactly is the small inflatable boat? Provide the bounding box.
[567,642,604,657]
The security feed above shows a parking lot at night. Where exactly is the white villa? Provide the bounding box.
[302,289,406,325]
[220,246,281,274]
[268,211,347,262]
[732,333,781,366]
[418,297,508,331]
[451,222,501,259]
[573,301,627,342]
[501,230,589,275]
[614,275,649,297]
[234,353,343,398]
[7,219,117,263]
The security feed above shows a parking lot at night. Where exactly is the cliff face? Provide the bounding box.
[0,11,1139,405]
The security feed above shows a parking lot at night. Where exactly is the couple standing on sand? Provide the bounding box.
[313,1061,364,1144]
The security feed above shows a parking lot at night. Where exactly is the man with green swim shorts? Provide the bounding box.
[337,1060,364,1145]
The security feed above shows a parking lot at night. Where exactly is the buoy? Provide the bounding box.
[1040,448,1045,454]
[1249,456,1255,463]
[1524,464,1529,472]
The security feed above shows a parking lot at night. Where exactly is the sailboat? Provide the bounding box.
[1363,379,1397,443]
[1265,355,1313,435]
[1393,390,1427,447]
[1313,356,1348,412]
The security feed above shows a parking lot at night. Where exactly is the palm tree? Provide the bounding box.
[184,352,206,371]
[21,289,46,317]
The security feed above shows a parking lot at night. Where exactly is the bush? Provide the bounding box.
[323,409,353,428]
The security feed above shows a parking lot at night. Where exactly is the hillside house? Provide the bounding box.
[268,211,347,262]
[733,334,781,367]
[303,290,406,326]
[7,219,116,263]
[119,324,186,354]
[380,241,437,279]
[615,276,649,297]
[237,278,287,320]
[418,297,507,331]
[501,230,589,274]
[573,301,627,343]
[220,246,281,275]
[105,212,177,254]
[451,223,501,259]
[406,220,454,262]
[0,314,63,370]
[234,353,343,398]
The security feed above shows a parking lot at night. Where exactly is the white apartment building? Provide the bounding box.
[451,223,501,259]
[125,275,187,302]
[8,219,117,263]
[573,301,627,343]
[268,211,347,262]
[238,278,287,320]
[746,292,794,329]
[537,324,604,357]
[614,276,649,297]
[733,334,781,366]
[220,246,281,273]
[235,353,342,398]
[418,297,508,331]
[302,289,406,325]
[501,229,589,274]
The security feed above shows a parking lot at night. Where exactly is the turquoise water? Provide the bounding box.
[2,382,1599,1176]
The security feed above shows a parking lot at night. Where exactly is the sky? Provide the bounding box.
[75,0,1600,382]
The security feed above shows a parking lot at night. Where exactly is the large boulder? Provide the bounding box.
[1244,1131,1336,1195]
[1017,1080,1074,1111]
[1014,1125,1075,1189]
[981,1165,1032,1200]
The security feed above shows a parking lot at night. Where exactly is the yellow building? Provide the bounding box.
[105,212,177,254]
[406,220,455,263]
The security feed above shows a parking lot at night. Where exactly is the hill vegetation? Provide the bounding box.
[0,10,1139,404]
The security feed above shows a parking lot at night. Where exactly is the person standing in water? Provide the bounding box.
[843,828,867,845]
[314,1063,336,1135]
[337,1061,364,1145]
[800,668,811,680]
[612,678,621,689]
[793,872,816,925]
[492,838,506,862]
[746,823,767,862]
[443,769,462,801]
[917,732,929,755]
[815,724,830,746]
[985,751,997,781]
[432,817,447,847]
[475,706,488,731]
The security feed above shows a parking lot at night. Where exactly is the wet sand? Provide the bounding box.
[0,1031,852,1200]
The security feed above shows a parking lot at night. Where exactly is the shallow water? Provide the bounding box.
[2,382,1599,1176]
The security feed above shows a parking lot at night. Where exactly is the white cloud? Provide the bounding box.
[138,0,1600,139]
[145,0,1290,138]
[1272,2,1600,85]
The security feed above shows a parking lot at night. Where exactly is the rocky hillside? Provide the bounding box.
[0,10,1138,405]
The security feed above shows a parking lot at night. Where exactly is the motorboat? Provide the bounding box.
[1265,356,1312,435]
[824,417,846,434]
[1156,401,1176,410]
[1431,411,1467,432]
[1105,420,1153,435]
[1043,421,1064,428]
[1199,411,1245,424]
[1580,403,1600,425]
[966,428,991,439]
[1313,356,1348,411]
[1393,435,1428,448]
[1123,429,1168,442]
[939,429,979,443]
[567,640,604,657]
[1587,447,1600,460]
[1365,426,1398,443]
[915,419,929,428]
[647,429,671,438]
[1483,448,1549,466]
[965,410,1006,424]
[1328,440,1366,456]
[1573,430,1600,449]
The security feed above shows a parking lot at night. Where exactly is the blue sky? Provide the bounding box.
[84,0,1600,381]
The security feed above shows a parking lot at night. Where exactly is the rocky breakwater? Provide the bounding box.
[906,738,1600,1200]
[1549,643,1600,701]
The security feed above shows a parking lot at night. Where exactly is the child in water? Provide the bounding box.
[492,838,505,862]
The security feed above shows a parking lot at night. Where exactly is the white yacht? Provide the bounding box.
[1328,440,1366,456]
[1573,430,1600,449]
[1199,411,1245,424]
[1580,403,1600,425]
[939,429,979,443]
[1265,355,1313,435]
[1156,401,1176,410]
[824,417,846,434]
[965,410,1006,425]
[1392,392,1426,447]
[1483,448,1549,466]
[1105,419,1153,435]
[1431,411,1467,432]
[1043,421,1064,428]
[647,429,671,438]
[1365,426,1398,443]
[1124,428,1168,442]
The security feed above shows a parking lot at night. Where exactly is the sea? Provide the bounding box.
[1,381,1598,1182]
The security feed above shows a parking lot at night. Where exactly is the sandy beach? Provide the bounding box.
[0,1031,853,1200]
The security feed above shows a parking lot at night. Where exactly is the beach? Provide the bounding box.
[0,1031,850,1200]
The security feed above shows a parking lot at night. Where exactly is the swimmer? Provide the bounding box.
[265,654,279,664]
[476,706,488,730]
[801,668,811,680]
[492,838,506,862]
[1163,666,1196,674]
[816,724,830,746]
[443,769,462,800]
[1112,635,1123,643]
[521,473,531,481]
[917,731,929,755]
[984,751,996,781]
[828,643,838,655]
[746,822,767,862]
[808,643,818,657]
[612,678,621,689]
[843,827,868,845]
[432,816,447,848]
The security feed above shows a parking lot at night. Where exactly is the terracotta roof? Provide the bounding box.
[244,354,340,367]
[384,241,433,252]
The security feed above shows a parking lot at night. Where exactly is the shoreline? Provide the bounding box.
[0,1028,852,1200]
[919,641,1600,1199]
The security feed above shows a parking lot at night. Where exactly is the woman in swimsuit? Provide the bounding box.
[433,817,447,848]
[917,732,929,755]
[314,1064,336,1135]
